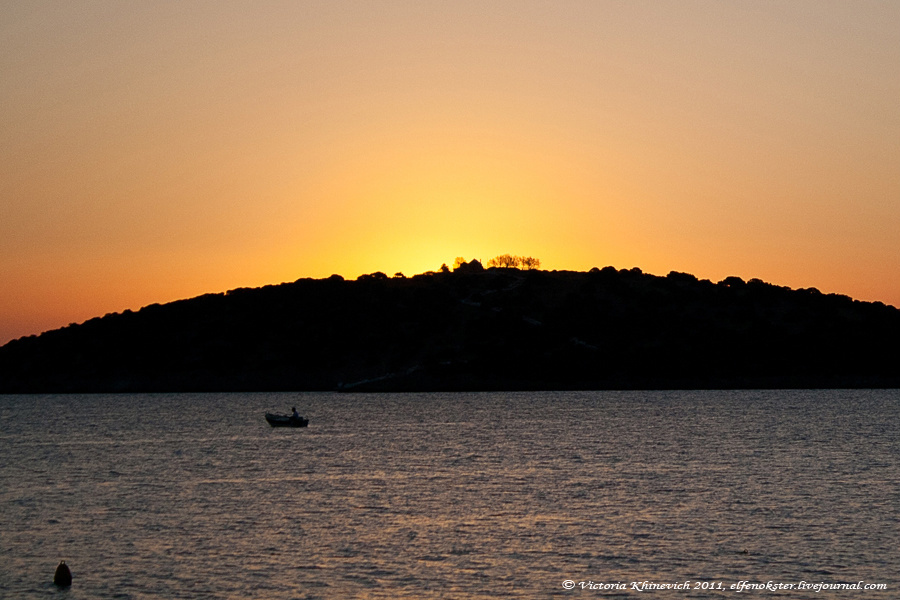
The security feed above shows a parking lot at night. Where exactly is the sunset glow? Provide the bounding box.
[2,1,898,345]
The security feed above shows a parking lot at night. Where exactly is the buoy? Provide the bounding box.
[53,561,72,587]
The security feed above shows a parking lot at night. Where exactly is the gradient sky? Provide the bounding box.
[2,1,899,345]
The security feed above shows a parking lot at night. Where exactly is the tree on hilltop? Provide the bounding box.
[486,254,541,270]
[519,256,541,270]
[487,254,520,268]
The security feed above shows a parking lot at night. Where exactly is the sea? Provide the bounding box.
[0,390,897,599]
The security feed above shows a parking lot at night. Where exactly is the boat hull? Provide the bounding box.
[265,412,309,428]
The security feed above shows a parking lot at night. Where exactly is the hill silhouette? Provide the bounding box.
[1,266,899,393]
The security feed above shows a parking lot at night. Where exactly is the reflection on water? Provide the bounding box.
[0,390,898,598]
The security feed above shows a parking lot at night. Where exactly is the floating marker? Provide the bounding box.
[53,561,72,587]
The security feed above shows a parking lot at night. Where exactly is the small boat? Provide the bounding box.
[265,412,309,428]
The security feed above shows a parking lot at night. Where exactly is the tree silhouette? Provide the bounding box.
[487,254,520,268]
[519,256,541,270]
[486,254,541,269]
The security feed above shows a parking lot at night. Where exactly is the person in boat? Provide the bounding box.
[290,407,301,421]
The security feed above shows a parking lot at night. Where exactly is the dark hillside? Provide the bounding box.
[1,267,899,392]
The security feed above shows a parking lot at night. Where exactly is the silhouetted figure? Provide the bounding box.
[54,561,72,586]
[291,407,301,422]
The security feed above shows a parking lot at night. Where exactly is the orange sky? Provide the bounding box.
[2,1,899,345]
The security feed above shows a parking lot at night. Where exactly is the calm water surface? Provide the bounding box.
[0,390,897,599]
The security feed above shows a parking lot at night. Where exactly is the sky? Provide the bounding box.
[2,1,899,345]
